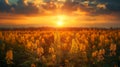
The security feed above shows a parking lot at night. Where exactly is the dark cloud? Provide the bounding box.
[0,0,39,14]
[0,0,11,12]
[13,3,39,14]
[97,0,120,11]
[0,0,120,15]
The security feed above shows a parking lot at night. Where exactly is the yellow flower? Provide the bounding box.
[49,47,55,54]
[37,47,44,56]
[5,49,13,64]
[31,63,36,67]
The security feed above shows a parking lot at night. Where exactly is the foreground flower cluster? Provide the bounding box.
[0,29,120,67]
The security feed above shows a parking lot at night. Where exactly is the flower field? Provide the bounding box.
[0,29,120,67]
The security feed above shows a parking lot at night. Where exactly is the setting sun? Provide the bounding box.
[57,20,63,26]
[56,15,67,27]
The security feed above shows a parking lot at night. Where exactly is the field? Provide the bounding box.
[0,28,120,67]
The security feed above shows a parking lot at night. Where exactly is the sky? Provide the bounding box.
[0,0,120,28]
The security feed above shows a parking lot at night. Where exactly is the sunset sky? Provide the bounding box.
[0,0,120,28]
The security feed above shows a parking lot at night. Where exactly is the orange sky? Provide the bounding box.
[0,12,120,28]
[0,0,120,28]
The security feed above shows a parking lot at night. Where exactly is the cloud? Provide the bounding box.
[97,0,120,11]
[5,0,9,4]
[8,0,18,5]
[0,0,11,12]
[0,0,40,14]
[0,0,120,16]
[97,4,106,9]
[23,0,29,6]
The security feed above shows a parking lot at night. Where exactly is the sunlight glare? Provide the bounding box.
[57,20,63,26]
[56,15,67,27]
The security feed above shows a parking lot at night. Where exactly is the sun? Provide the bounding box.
[57,20,63,26]
[56,15,66,27]
[55,15,67,27]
